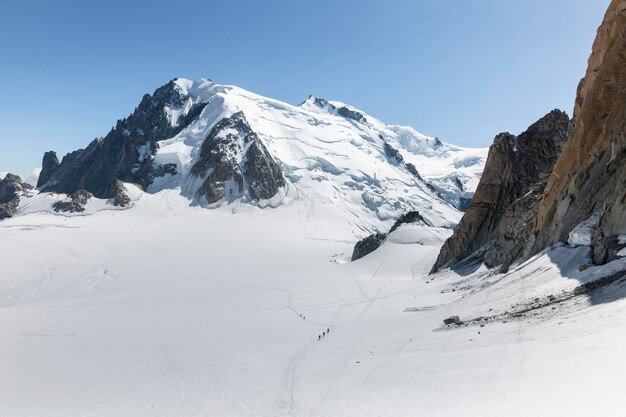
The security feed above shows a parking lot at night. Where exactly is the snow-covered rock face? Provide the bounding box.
[0,173,34,219]
[568,212,602,246]
[35,78,487,231]
[145,79,487,229]
[188,111,286,205]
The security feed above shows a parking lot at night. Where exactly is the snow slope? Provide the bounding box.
[148,78,484,232]
[1,187,625,417]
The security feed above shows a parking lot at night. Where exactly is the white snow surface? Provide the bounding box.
[568,211,601,246]
[2,187,626,417]
[150,78,486,231]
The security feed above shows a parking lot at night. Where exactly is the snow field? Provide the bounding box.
[1,187,626,417]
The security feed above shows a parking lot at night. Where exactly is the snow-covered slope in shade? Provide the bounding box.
[146,78,484,231]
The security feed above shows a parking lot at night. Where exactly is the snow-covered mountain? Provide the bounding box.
[33,78,486,233]
[2,172,626,417]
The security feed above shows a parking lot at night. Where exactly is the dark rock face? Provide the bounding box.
[352,233,387,261]
[431,110,571,273]
[37,79,207,201]
[458,197,471,211]
[352,210,428,261]
[0,174,29,204]
[191,111,285,204]
[383,140,425,182]
[37,151,60,188]
[112,180,131,207]
[530,0,626,265]
[52,189,93,213]
[443,316,463,325]
[382,138,471,211]
[0,174,33,220]
[308,96,368,124]
[389,211,429,233]
[337,106,368,125]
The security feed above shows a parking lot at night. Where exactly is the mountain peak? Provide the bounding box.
[29,78,486,229]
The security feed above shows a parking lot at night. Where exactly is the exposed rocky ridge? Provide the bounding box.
[37,79,208,200]
[431,110,571,273]
[190,111,285,204]
[352,233,387,261]
[37,151,59,188]
[381,139,475,211]
[352,211,429,261]
[304,96,368,124]
[382,140,425,181]
[52,190,93,213]
[529,0,626,265]
[0,173,33,220]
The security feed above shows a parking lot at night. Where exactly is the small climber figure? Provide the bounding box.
[318,335,321,341]
[322,331,326,337]
[327,328,330,333]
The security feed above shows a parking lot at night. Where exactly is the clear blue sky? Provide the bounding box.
[0,0,609,177]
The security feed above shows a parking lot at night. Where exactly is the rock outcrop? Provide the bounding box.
[37,79,208,201]
[0,174,33,220]
[431,110,571,272]
[37,151,59,188]
[305,96,368,124]
[528,0,626,265]
[52,189,93,213]
[352,233,387,261]
[352,210,430,261]
[383,141,425,181]
[190,112,285,204]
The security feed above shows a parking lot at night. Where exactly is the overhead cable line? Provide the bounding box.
[349,0,574,101]
[265,0,500,96]
[251,0,473,88]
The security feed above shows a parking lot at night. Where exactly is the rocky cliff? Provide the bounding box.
[190,112,285,204]
[432,0,626,273]
[431,110,571,272]
[37,79,208,202]
[528,0,626,265]
[0,174,33,219]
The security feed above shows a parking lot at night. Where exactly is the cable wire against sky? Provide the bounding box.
[251,0,474,88]
[349,0,574,101]
[263,0,501,96]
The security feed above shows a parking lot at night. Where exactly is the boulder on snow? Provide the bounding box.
[351,233,387,261]
[443,316,463,325]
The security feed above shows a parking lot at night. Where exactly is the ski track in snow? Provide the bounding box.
[1,187,626,416]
